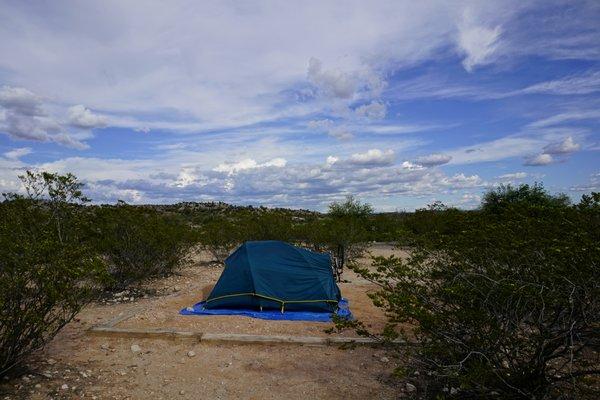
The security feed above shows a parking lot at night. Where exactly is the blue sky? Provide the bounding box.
[0,1,598,210]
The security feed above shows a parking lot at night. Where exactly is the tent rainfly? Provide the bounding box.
[204,240,342,312]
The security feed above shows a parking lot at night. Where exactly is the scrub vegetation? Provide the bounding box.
[1,171,598,399]
[337,185,600,399]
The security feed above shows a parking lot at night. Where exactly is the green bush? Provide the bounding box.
[197,215,246,264]
[0,172,106,378]
[326,195,373,263]
[482,183,570,214]
[197,210,297,263]
[343,188,600,398]
[92,202,194,290]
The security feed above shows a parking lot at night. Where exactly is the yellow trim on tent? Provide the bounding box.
[205,292,338,305]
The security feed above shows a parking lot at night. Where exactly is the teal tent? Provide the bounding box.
[204,241,341,312]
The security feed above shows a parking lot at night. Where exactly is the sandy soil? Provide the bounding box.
[1,244,408,400]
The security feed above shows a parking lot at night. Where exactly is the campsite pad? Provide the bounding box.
[109,245,406,338]
[115,281,388,338]
[180,298,353,322]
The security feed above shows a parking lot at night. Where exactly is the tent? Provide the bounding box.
[204,240,342,312]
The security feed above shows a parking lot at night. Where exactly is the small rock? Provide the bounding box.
[187,351,196,358]
[380,356,390,363]
[405,383,417,392]
[47,359,57,365]
[61,384,69,390]
[100,344,109,350]
[131,344,141,353]
[35,384,41,389]
[179,390,185,395]
[21,376,30,382]
[450,387,458,395]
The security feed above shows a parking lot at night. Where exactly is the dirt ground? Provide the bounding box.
[1,244,409,400]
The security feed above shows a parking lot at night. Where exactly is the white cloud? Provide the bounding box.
[520,70,600,96]
[442,173,483,188]
[528,109,600,128]
[262,158,287,168]
[524,153,553,166]
[349,149,394,166]
[447,136,542,165]
[53,133,89,150]
[307,119,354,140]
[543,136,580,155]
[3,147,32,160]
[307,57,357,99]
[497,172,527,180]
[0,86,42,115]
[455,193,481,209]
[414,153,452,166]
[520,136,580,167]
[354,101,386,119]
[0,2,529,134]
[327,126,353,140]
[6,145,485,209]
[570,172,600,192]
[457,11,502,72]
[0,86,90,148]
[68,105,108,129]
[325,156,339,166]
[307,119,333,130]
[213,157,287,176]
[401,161,424,171]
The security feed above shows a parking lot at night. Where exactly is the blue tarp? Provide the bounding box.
[180,298,353,322]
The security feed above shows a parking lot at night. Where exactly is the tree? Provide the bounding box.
[481,183,570,214]
[0,171,105,378]
[326,195,374,265]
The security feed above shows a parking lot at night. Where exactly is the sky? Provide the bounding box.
[0,1,599,211]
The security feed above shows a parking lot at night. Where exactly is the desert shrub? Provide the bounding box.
[92,202,194,289]
[325,195,373,263]
[343,191,600,398]
[364,212,408,242]
[482,183,570,214]
[197,215,245,264]
[0,172,105,378]
[401,201,466,243]
[197,210,298,263]
[237,210,296,242]
[295,215,332,252]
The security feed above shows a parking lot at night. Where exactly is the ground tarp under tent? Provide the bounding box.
[181,240,350,321]
[180,298,352,322]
